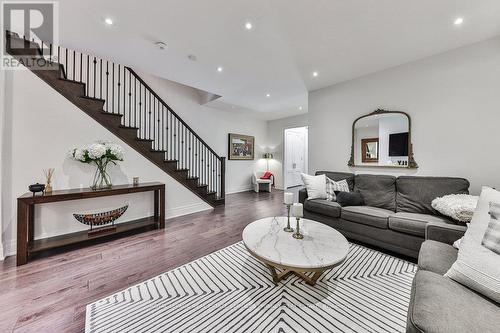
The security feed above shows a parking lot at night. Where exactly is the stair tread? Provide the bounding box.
[101,112,122,117]
[186,176,198,180]
[118,125,140,130]
[59,77,84,85]
[197,184,208,188]
[175,168,189,172]
[164,160,178,163]
[150,149,167,153]
[81,96,106,103]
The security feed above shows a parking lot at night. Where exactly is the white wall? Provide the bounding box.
[1,67,266,257]
[0,67,5,259]
[309,36,500,195]
[266,114,308,189]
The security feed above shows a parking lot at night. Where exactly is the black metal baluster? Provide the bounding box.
[100,59,103,99]
[49,43,52,64]
[65,48,68,77]
[123,66,126,120]
[148,92,152,140]
[72,50,75,80]
[105,61,109,112]
[153,97,156,149]
[57,46,60,64]
[117,64,121,116]
[92,57,96,98]
[112,63,115,114]
[86,55,89,96]
[128,71,131,127]
[138,84,142,137]
[79,53,82,82]
[134,76,137,128]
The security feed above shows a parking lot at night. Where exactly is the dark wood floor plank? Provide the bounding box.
[0,190,287,332]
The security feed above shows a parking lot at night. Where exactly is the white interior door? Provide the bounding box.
[285,128,307,188]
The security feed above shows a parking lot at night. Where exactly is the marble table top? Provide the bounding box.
[242,216,349,270]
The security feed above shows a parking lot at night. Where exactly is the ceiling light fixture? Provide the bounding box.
[312,71,318,77]
[217,66,223,72]
[454,17,464,25]
[299,106,303,110]
[245,22,253,30]
[266,93,271,98]
[104,17,113,25]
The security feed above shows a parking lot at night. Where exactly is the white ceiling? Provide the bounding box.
[58,0,500,120]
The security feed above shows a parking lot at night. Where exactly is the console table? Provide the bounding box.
[17,182,165,266]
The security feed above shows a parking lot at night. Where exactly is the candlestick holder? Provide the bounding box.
[283,203,294,232]
[292,217,304,239]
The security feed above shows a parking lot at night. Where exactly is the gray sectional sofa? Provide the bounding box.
[407,225,499,333]
[299,171,470,258]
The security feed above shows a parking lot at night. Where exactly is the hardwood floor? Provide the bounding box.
[0,190,287,333]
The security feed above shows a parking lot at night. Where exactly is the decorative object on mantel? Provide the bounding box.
[431,194,479,223]
[228,133,254,160]
[348,109,418,169]
[28,183,45,196]
[283,192,294,232]
[133,177,139,186]
[292,203,304,239]
[73,204,128,236]
[43,168,55,194]
[70,141,124,190]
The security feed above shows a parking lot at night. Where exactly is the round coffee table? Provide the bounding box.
[242,216,349,286]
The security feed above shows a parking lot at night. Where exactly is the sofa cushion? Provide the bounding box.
[396,176,469,215]
[304,199,341,218]
[315,171,354,191]
[336,191,364,207]
[407,270,499,333]
[341,206,392,229]
[354,174,396,211]
[418,240,458,275]
[388,212,451,237]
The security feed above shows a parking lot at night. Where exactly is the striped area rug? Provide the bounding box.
[86,242,416,333]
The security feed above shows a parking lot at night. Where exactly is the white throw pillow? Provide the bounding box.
[301,173,327,200]
[431,194,478,222]
[445,187,500,303]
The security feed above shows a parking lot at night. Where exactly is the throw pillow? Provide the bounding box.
[431,194,478,223]
[445,187,500,303]
[325,177,350,201]
[481,202,500,255]
[336,191,364,207]
[301,173,327,200]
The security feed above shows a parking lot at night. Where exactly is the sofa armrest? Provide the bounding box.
[425,222,467,245]
[298,189,308,204]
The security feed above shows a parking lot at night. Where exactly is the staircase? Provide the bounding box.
[5,31,225,206]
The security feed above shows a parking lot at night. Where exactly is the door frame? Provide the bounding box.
[283,126,309,189]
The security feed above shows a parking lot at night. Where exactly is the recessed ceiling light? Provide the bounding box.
[104,17,113,25]
[454,17,464,25]
[312,71,319,77]
[299,106,303,110]
[155,42,167,50]
[217,66,223,72]
[266,93,271,98]
[187,54,197,61]
[245,22,253,30]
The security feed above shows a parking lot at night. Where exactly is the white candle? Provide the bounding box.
[284,192,294,205]
[292,203,303,218]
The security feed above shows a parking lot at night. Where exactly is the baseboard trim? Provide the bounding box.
[226,186,252,195]
[166,202,212,219]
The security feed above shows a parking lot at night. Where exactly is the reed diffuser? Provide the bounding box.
[43,168,55,194]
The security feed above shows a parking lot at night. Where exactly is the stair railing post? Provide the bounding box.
[220,157,226,199]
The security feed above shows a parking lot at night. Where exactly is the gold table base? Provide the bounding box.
[265,264,325,286]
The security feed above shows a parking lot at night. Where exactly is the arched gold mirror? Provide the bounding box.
[348,109,418,168]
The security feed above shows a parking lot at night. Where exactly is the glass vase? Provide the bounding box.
[91,161,112,190]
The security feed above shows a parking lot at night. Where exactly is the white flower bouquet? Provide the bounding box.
[70,141,124,189]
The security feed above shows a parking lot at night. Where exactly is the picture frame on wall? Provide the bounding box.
[228,133,255,160]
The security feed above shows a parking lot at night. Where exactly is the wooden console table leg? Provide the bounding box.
[159,186,165,229]
[17,200,29,266]
[28,204,35,242]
